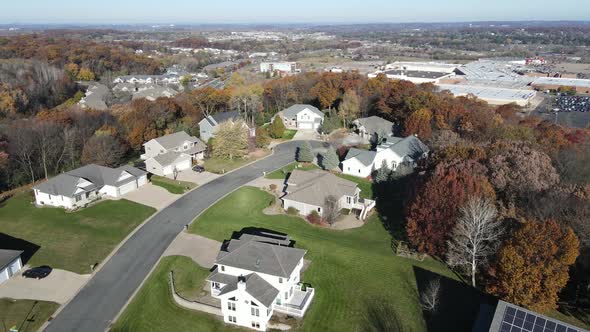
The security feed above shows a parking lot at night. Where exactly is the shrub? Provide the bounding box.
[255,127,271,148]
[307,210,323,225]
[286,207,299,215]
[269,184,278,192]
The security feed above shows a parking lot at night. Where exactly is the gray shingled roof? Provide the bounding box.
[344,148,377,166]
[216,236,306,278]
[206,111,241,126]
[151,131,203,150]
[215,273,280,307]
[354,116,394,136]
[33,164,146,197]
[0,249,22,270]
[132,86,177,101]
[381,135,429,159]
[282,104,324,118]
[151,151,190,167]
[283,170,358,207]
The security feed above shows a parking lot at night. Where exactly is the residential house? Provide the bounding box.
[341,135,429,178]
[0,249,23,284]
[282,169,373,219]
[352,116,394,143]
[113,74,180,85]
[207,232,314,331]
[78,83,109,110]
[199,111,251,142]
[276,104,324,131]
[131,86,178,101]
[32,164,147,209]
[142,131,206,177]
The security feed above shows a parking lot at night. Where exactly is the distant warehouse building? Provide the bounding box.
[531,77,590,94]
[260,62,299,74]
[436,84,537,107]
[368,61,459,84]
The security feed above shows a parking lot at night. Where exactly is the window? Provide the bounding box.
[228,316,237,323]
[251,322,260,329]
[183,144,188,150]
[284,291,289,300]
[279,277,283,284]
[220,265,225,272]
[75,195,82,202]
[317,207,321,213]
[251,307,260,317]
[358,169,361,173]
[227,301,236,311]
[346,196,351,204]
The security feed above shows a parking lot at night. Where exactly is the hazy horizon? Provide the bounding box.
[3,0,590,25]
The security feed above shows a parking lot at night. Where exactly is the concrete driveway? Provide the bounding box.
[293,129,320,141]
[121,183,180,210]
[164,232,222,268]
[175,170,219,185]
[0,269,89,304]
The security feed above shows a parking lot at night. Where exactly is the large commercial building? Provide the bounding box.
[437,84,537,106]
[531,77,590,94]
[368,61,459,84]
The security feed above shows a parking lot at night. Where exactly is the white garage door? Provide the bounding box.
[118,180,138,196]
[299,122,313,129]
[175,159,191,172]
[137,175,147,187]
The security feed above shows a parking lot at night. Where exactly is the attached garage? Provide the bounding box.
[298,122,314,130]
[117,180,139,196]
[0,250,23,285]
[146,152,192,177]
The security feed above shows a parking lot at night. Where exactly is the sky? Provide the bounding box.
[2,0,590,24]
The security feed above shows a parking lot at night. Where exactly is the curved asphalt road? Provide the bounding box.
[44,140,319,332]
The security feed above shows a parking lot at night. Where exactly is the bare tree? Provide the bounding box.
[33,120,63,179]
[446,196,503,287]
[324,195,340,226]
[172,166,179,180]
[6,121,38,182]
[420,278,441,313]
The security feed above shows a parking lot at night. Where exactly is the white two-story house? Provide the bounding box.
[276,104,324,131]
[207,232,314,331]
[142,131,206,177]
[341,135,429,178]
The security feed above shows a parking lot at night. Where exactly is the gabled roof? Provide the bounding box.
[33,164,146,197]
[344,148,377,166]
[149,131,203,150]
[216,234,306,278]
[151,151,190,167]
[283,170,358,206]
[282,104,324,118]
[354,116,394,135]
[0,249,23,271]
[132,86,177,101]
[379,135,429,159]
[215,272,280,308]
[211,111,241,126]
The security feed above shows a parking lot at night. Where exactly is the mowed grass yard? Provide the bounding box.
[0,299,59,332]
[151,175,196,194]
[111,256,247,332]
[0,193,155,274]
[187,186,455,332]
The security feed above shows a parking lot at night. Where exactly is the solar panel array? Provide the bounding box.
[500,305,584,332]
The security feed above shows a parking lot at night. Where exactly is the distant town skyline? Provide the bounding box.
[2,0,590,24]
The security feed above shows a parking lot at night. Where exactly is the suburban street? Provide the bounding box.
[43,141,308,332]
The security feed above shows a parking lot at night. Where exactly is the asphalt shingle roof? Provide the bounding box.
[354,116,394,136]
[283,170,358,206]
[282,104,324,118]
[215,273,280,307]
[152,131,203,150]
[0,249,22,270]
[152,151,190,167]
[344,148,377,166]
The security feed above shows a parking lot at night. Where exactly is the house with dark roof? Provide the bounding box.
[341,135,429,178]
[352,116,395,143]
[142,131,206,177]
[206,232,314,331]
[276,104,324,131]
[198,111,252,142]
[32,164,147,209]
[0,249,23,284]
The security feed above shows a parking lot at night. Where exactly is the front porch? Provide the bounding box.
[273,284,315,317]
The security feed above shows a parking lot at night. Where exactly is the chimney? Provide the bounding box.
[237,275,246,291]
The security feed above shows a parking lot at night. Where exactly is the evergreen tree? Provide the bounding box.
[297,141,314,163]
[375,160,391,183]
[321,146,340,170]
[268,116,286,139]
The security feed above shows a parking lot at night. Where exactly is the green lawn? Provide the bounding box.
[282,129,297,140]
[111,256,246,332]
[203,157,252,174]
[151,176,196,194]
[0,299,59,332]
[186,186,456,332]
[0,193,155,274]
[264,162,319,179]
[336,173,373,199]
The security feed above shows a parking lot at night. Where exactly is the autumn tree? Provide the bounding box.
[486,220,579,312]
[297,141,314,163]
[211,120,248,160]
[255,127,271,148]
[403,108,433,140]
[268,116,286,139]
[338,89,360,127]
[406,159,496,256]
[447,196,503,287]
[311,73,342,110]
[76,67,96,81]
[81,133,127,167]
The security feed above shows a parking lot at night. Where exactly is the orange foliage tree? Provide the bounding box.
[486,220,579,312]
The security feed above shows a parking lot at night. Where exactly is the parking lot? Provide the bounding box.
[553,95,590,112]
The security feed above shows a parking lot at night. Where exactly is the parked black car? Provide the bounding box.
[22,266,52,279]
[192,165,205,173]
